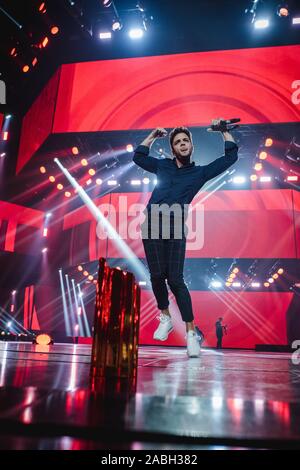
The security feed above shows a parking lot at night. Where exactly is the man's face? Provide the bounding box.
[171,132,193,162]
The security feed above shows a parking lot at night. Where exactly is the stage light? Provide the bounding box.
[254,19,269,29]
[10,47,17,57]
[99,32,112,39]
[153,179,157,185]
[277,4,289,17]
[42,37,49,48]
[139,281,147,286]
[254,163,263,171]
[264,282,270,287]
[129,28,144,39]
[7,321,12,327]
[3,131,8,141]
[42,247,48,253]
[229,273,236,279]
[232,176,246,184]
[265,138,273,147]
[12,290,16,295]
[38,2,46,12]
[251,282,261,287]
[268,278,274,283]
[46,213,52,218]
[0,153,6,158]
[107,180,117,185]
[143,177,150,184]
[83,270,89,276]
[287,175,298,182]
[65,191,71,198]
[23,65,29,73]
[86,179,92,186]
[232,282,241,287]
[77,307,82,316]
[88,169,96,176]
[259,151,267,160]
[131,179,141,185]
[49,176,55,182]
[112,19,122,31]
[32,57,38,66]
[88,275,94,281]
[51,26,59,35]
[72,146,79,155]
[35,333,53,345]
[103,0,113,7]
[260,176,272,183]
[81,159,88,166]
[96,178,102,185]
[211,281,222,288]
[78,265,83,271]
[43,228,48,237]
[126,144,134,152]
[250,174,258,181]
[292,17,300,24]
[272,273,279,279]
[57,183,63,190]
[233,268,239,273]
[40,166,46,174]
[278,268,284,274]
[5,114,12,120]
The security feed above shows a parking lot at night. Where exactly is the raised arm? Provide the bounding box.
[202,120,238,181]
[133,127,167,174]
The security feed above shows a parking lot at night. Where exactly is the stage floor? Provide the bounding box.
[0,342,299,450]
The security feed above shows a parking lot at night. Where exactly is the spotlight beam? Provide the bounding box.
[59,271,72,336]
[71,279,84,336]
[54,158,150,281]
[0,5,22,29]
[77,284,91,336]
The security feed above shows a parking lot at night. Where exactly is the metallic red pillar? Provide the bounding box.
[90,258,140,382]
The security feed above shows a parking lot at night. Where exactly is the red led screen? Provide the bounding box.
[0,201,44,254]
[62,189,299,261]
[53,45,300,133]
[139,290,293,349]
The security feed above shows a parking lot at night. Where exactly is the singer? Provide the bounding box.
[133,119,238,357]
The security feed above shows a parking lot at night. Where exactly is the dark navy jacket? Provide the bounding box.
[133,141,238,210]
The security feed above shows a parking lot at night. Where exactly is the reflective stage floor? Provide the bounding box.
[0,342,299,450]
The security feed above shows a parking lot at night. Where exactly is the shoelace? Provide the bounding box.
[156,313,169,323]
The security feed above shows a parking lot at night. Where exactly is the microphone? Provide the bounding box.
[207,118,240,132]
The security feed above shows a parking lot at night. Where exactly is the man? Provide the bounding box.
[133,119,238,357]
[216,317,227,349]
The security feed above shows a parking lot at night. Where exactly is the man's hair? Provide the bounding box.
[169,126,192,150]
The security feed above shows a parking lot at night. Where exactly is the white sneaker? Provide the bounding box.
[153,313,173,341]
[186,330,201,358]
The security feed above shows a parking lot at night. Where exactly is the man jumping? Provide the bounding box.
[133,119,238,357]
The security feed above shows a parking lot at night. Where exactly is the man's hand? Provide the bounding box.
[208,118,236,143]
[141,127,168,148]
[149,127,168,139]
[208,118,227,132]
